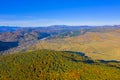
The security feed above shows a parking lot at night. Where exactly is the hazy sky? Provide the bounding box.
[0,0,120,26]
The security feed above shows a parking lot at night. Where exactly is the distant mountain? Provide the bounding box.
[0,26,22,32]
[0,31,50,46]
[0,25,120,33]
[28,28,120,61]
[0,28,50,52]
[0,25,120,54]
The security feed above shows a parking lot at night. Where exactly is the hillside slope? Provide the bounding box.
[29,29,120,60]
[0,50,120,80]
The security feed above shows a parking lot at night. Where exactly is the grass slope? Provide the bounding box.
[0,50,120,80]
[29,30,120,60]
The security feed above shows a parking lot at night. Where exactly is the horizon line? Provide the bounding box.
[0,24,120,27]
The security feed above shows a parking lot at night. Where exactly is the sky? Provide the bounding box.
[0,0,120,27]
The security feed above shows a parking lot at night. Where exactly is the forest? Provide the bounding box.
[0,50,120,80]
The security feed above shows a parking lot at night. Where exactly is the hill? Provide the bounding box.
[1,25,120,58]
[0,25,96,53]
[0,50,120,80]
[29,29,120,61]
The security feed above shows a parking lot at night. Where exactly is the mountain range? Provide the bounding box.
[0,25,120,80]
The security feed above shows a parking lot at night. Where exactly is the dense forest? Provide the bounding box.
[0,41,18,51]
[0,50,120,80]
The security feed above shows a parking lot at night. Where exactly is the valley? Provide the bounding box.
[0,25,120,80]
